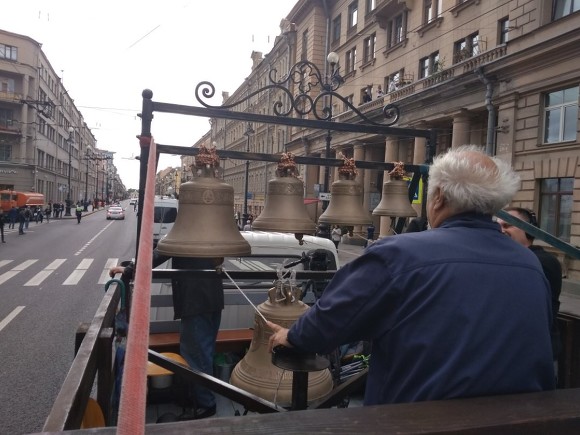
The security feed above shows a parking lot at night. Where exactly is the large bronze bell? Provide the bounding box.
[252,153,316,242]
[372,178,417,218]
[229,283,333,407]
[319,175,371,226]
[157,167,251,257]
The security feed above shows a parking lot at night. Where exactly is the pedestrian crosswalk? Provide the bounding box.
[0,258,120,287]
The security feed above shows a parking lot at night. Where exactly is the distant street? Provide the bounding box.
[0,201,137,435]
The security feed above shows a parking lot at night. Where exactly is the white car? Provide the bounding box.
[106,206,125,220]
[129,198,137,205]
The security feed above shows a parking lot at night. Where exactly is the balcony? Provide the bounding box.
[0,90,23,103]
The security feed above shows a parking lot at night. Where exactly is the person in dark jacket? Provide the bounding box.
[268,145,555,405]
[110,251,223,419]
[497,207,562,367]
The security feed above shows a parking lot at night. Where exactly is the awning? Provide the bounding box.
[304,198,321,205]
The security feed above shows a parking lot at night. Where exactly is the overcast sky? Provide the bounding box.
[1,0,297,189]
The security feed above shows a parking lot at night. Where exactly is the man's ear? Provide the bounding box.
[431,187,445,211]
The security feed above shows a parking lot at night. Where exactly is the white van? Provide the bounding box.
[220,231,339,328]
[153,196,179,248]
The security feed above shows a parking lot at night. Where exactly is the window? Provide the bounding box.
[539,178,573,242]
[301,30,308,61]
[423,0,443,24]
[553,0,580,20]
[543,86,579,143]
[419,51,440,78]
[387,13,406,48]
[348,1,358,30]
[345,47,357,73]
[332,15,341,44]
[454,32,481,63]
[0,108,13,129]
[0,145,11,161]
[387,70,404,92]
[363,33,376,64]
[498,17,510,44]
[0,44,18,61]
[366,0,376,13]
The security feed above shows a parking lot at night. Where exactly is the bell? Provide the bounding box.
[252,153,316,242]
[229,283,333,408]
[372,178,418,218]
[157,148,251,257]
[319,175,371,226]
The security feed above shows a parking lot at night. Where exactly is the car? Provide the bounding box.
[106,206,125,220]
[153,196,178,247]
[129,198,137,205]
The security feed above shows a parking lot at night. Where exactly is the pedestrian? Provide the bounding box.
[0,208,5,243]
[45,204,51,223]
[404,216,428,233]
[243,220,252,231]
[497,207,562,374]
[110,254,223,420]
[18,208,26,234]
[268,145,555,406]
[376,85,384,98]
[53,203,60,219]
[75,203,83,224]
[24,206,31,229]
[331,225,341,249]
[8,206,18,229]
[364,223,375,247]
[362,89,372,103]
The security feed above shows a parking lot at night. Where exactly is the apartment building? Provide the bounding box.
[201,0,579,279]
[0,29,122,205]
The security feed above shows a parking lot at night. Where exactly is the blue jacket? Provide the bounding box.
[288,213,555,404]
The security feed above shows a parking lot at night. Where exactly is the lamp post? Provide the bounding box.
[322,51,341,212]
[83,146,92,211]
[243,123,255,224]
[64,127,74,216]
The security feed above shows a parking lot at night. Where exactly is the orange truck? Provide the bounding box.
[0,190,45,211]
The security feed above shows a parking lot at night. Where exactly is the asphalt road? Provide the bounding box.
[0,201,137,435]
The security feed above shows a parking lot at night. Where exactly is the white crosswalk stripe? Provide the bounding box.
[63,258,94,285]
[0,258,125,287]
[0,260,38,285]
[24,259,66,286]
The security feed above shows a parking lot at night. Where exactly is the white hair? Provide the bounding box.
[427,145,520,215]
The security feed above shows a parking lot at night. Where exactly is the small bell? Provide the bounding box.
[157,145,251,257]
[319,153,371,226]
[252,153,316,244]
[372,162,417,218]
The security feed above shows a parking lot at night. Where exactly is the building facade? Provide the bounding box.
[198,0,579,279]
[0,29,123,206]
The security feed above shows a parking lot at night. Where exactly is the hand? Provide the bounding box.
[266,320,292,353]
[109,266,126,278]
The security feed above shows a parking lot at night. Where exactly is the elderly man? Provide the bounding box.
[268,145,555,405]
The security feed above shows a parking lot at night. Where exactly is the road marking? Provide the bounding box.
[63,258,94,285]
[0,306,25,332]
[0,260,38,285]
[75,222,115,256]
[24,259,67,286]
[0,260,13,269]
[99,258,119,284]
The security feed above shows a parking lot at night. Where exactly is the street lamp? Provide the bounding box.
[243,122,255,224]
[83,146,92,211]
[322,51,342,212]
[64,127,74,216]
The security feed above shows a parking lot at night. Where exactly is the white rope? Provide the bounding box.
[222,269,269,325]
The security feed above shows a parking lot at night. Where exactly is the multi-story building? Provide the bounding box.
[201,0,579,279]
[0,29,122,206]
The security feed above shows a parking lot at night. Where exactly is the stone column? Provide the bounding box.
[352,144,366,238]
[378,136,399,238]
[451,111,471,149]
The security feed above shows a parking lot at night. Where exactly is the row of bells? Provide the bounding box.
[156,171,417,406]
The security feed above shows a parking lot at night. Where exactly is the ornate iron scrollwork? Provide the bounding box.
[194,59,400,126]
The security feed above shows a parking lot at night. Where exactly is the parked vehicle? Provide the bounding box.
[106,206,125,220]
[0,190,45,211]
[153,196,178,248]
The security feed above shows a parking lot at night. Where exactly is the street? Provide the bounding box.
[0,201,137,435]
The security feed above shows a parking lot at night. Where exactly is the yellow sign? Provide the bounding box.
[403,176,423,205]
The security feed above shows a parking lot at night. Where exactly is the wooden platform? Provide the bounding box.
[149,328,254,354]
